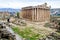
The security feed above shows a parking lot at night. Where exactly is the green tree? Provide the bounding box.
[17,12,20,18]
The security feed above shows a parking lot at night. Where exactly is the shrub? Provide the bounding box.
[44,23,52,27]
[17,12,20,18]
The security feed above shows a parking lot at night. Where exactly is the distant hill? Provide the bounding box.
[51,8,60,16]
[0,8,20,12]
[0,8,60,16]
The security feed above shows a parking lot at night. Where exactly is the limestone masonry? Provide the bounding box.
[21,3,51,22]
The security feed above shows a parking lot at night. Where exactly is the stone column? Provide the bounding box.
[32,8,34,21]
[43,9,44,21]
[39,8,41,21]
[36,8,37,21]
[48,9,50,22]
[42,9,45,21]
[35,8,36,21]
[37,7,38,21]
[44,9,46,21]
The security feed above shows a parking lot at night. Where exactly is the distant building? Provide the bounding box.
[21,3,51,22]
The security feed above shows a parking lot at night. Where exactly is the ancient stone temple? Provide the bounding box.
[21,3,51,22]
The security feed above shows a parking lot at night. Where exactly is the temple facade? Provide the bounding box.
[21,3,51,22]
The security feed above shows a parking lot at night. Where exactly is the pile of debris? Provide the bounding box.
[14,19,26,26]
[0,22,16,40]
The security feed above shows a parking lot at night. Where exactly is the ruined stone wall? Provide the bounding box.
[38,8,50,22]
[22,9,32,20]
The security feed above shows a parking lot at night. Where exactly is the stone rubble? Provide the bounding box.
[0,22,16,40]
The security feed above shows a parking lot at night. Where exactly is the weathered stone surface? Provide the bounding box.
[21,3,50,22]
[0,23,16,40]
[13,19,26,26]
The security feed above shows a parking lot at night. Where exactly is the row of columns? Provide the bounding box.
[32,8,50,22]
[32,8,38,21]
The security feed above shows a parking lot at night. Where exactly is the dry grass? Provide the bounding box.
[11,20,56,40]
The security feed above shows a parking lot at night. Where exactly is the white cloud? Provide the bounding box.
[0,2,43,9]
[47,1,60,8]
[0,0,60,9]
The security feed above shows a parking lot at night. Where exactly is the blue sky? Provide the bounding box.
[0,0,60,9]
